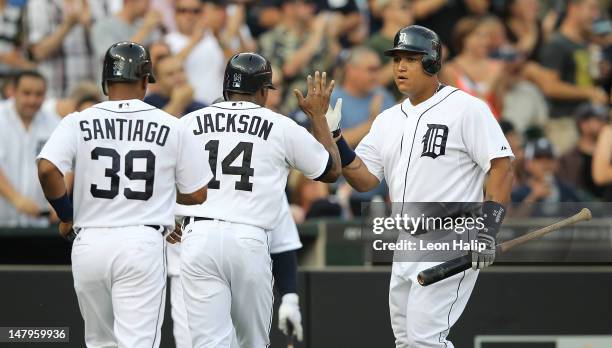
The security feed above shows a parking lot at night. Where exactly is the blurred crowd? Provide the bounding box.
[0,0,611,227]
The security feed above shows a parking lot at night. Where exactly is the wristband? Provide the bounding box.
[481,200,506,238]
[48,193,74,223]
[336,136,356,167]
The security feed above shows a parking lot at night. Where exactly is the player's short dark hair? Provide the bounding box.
[14,70,46,89]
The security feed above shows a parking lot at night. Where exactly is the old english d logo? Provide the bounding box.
[421,124,448,158]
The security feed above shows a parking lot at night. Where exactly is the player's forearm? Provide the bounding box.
[271,249,298,296]
[343,121,374,148]
[342,156,380,192]
[311,118,341,182]
[484,157,513,205]
[176,186,207,205]
[37,159,68,200]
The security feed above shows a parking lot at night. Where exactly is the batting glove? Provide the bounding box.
[472,201,506,270]
[278,293,303,342]
[472,233,495,270]
[325,98,342,137]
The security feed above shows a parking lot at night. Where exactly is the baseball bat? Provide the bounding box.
[417,208,592,286]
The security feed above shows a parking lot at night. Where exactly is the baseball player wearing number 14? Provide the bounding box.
[36,42,212,348]
[334,26,515,347]
[176,52,340,348]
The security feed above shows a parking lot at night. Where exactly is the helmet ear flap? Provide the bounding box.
[421,55,440,75]
[421,39,441,75]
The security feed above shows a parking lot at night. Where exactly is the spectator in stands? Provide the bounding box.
[91,0,163,62]
[441,16,507,118]
[1,74,15,101]
[412,0,491,57]
[0,0,34,77]
[317,0,364,47]
[165,0,225,104]
[0,71,60,227]
[592,18,612,96]
[27,0,100,98]
[293,173,342,220]
[502,0,543,61]
[259,0,341,115]
[538,0,607,154]
[512,137,580,203]
[366,0,413,99]
[144,55,205,117]
[75,94,101,112]
[480,15,550,133]
[593,122,612,202]
[41,81,100,119]
[265,65,284,112]
[558,103,610,200]
[500,120,526,188]
[222,2,258,54]
[331,46,394,148]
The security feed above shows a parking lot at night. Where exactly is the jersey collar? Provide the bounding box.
[401,85,459,115]
[211,101,263,110]
[93,99,155,113]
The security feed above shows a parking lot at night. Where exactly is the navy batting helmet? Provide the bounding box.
[223,53,276,99]
[384,25,442,75]
[101,42,155,95]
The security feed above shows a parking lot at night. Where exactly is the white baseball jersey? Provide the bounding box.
[37,99,212,229]
[176,101,329,230]
[0,100,60,227]
[356,87,514,203]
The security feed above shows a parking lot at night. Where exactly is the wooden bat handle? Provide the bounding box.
[417,208,592,286]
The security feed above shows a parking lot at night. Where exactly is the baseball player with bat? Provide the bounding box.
[36,42,212,348]
[333,25,515,347]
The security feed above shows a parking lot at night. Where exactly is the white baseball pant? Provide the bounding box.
[180,219,273,348]
[389,260,478,348]
[71,226,167,348]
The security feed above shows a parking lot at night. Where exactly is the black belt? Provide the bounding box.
[182,216,215,227]
[67,224,164,242]
[145,225,165,234]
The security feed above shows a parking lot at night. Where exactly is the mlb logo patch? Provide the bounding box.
[233,73,242,88]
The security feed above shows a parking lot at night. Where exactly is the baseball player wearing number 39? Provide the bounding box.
[36,42,212,348]
[333,26,515,347]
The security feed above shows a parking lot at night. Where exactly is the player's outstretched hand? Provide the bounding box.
[166,222,182,244]
[278,293,303,342]
[294,71,335,120]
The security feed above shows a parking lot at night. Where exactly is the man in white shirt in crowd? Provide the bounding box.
[0,70,60,227]
[165,0,225,105]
